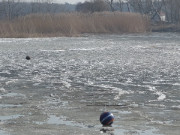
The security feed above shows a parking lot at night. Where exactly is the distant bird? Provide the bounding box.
[26,56,31,60]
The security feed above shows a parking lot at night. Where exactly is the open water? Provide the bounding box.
[0,33,180,135]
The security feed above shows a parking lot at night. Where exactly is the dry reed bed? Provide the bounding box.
[0,12,150,38]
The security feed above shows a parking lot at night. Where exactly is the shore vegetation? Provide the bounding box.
[0,12,150,38]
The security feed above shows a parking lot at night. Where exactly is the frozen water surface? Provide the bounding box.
[0,33,180,135]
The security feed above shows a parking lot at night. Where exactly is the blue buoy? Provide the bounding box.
[100,112,114,126]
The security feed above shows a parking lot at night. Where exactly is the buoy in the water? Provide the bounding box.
[26,56,30,60]
[100,112,114,126]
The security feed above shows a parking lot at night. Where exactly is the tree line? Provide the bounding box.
[76,0,180,23]
[0,0,180,24]
[127,0,180,23]
[0,0,75,20]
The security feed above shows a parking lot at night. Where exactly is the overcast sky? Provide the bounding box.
[13,0,124,4]
[9,0,87,4]
[53,0,87,4]
[45,0,126,4]
[21,0,87,4]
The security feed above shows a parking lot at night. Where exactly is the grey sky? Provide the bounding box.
[14,0,124,4]
[53,0,87,4]
[10,0,87,4]
[21,0,87,4]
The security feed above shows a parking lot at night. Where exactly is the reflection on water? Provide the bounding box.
[0,33,180,135]
[35,115,87,129]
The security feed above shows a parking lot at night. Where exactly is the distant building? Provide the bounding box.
[160,11,166,22]
[151,10,166,23]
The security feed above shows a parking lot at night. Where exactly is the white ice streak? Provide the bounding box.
[173,83,180,86]
[70,48,96,51]
[85,82,132,100]
[0,114,23,121]
[42,47,98,52]
[114,90,130,100]
[156,91,166,101]
[0,87,6,93]
[5,79,18,85]
[62,81,71,88]
[148,86,166,101]
[40,50,66,52]
[171,105,180,110]
[0,70,11,75]
[98,84,133,100]
[3,93,26,98]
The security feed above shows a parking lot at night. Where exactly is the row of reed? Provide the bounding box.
[0,12,150,38]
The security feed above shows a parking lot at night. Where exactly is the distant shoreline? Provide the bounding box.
[1,13,179,38]
[151,24,180,32]
[0,12,149,38]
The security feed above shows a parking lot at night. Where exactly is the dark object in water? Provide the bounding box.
[26,56,30,60]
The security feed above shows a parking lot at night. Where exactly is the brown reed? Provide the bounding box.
[0,12,150,38]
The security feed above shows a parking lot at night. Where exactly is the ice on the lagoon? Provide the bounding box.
[147,86,166,101]
[0,33,179,135]
[0,114,23,121]
[156,91,166,101]
[0,87,6,93]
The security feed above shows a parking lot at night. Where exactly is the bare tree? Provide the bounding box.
[3,0,17,20]
[127,0,163,22]
[166,0,180,23]
[76,2,93,13]
[105,0,114,11]
[44,0,54,13]
[76,0,110,13]
[93,0,110,12]
[118,0,124,12]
